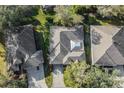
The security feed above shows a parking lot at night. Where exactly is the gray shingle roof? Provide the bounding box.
[17,26,36,56]
[96,53,116,66]
[91,26,121,36]
[60,31,84,51]
[25,50,44,67]
[96,44,124,66]
[112,27,124,57]
[6,25,43,71]
[60,31,83,41]
[91,26,124,66]
[60,32,71,52]
[50,26,85,64]
[107,44,124,65]
[51,43,68,64]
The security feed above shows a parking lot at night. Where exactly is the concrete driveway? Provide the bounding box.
[27,64,47,88]
[52,64,65,88]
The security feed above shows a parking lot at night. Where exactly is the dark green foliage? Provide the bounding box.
[83,24,91,65]
[0,6,39,31]
[6,79,27,88]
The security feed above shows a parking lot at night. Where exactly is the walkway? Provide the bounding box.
[52,64,65,88]
[27,64,47,88]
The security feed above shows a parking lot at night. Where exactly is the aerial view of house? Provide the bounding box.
[0,5,124,88]
[6,25,46,87]
[49,26,85,64]
[49,26,85,87]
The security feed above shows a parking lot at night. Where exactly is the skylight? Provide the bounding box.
[70,40,82,50]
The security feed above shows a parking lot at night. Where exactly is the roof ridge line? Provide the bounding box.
[60,41,70,52]
[106,50,117,66]
[50,42,60,54]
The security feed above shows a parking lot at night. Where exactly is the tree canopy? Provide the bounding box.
[53,6,83,26]
[96,6,124,18]
[0,6,39,32]
[64,62,121,88]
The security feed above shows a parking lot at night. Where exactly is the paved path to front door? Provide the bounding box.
[27,64,48,88]
[52,64,65,88]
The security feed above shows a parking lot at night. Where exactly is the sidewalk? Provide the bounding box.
[52,64,65,88]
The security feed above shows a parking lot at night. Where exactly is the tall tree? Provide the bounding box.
[64,62,121,88]
[53,6,83,26]
[96,5,124,18]
[0,6,39,31]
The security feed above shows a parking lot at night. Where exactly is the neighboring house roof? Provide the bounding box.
[97,44,124,66]
[17,26,36,56]
[13,25,36,65]
[113,27,124,57]
[49,26,85,64]
[6,25,43,71]
[91,25,124,66]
